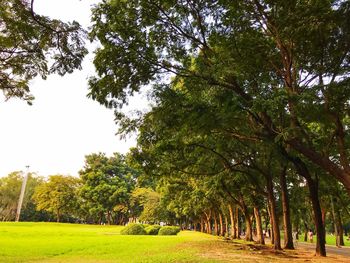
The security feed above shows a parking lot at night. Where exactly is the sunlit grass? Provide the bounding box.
[0,222,217,263]
[1,222,349,262]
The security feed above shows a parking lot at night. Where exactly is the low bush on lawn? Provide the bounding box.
[144,225,162,235]
[120,224,146,235]
[158,226,181,236]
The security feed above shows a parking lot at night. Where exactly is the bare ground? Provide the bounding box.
[179,239,350,262]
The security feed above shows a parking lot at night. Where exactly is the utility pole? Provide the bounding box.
[15,165,30,222]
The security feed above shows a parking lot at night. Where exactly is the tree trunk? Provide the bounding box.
[224,215,229,237]
[339,214,345,246]
[295,223,299,240]
[204,211,211,234]
[236,207,241,239]
[219,213,224,236]
[229,204,237,239]
[266,172,282,250]
[322,208,327,244]
[331,197,345,247]
[200,217,204,232]
[214,214,219,236]
[107,211,112,225]
[303,220,308,242]
[241,201,253,241]
[282,151,327,256]
[254,206,265,244]
[56,209,60,223]
[279,166,294,249]
[307,178,326,256]
[206,220,211,234]
[267,202,274,244]
[98,211,103,225]
[244,214,253,241]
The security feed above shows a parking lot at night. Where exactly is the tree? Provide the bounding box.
[130,187,164,223]
[89,0,350,198]
[33,175,79,222]
[0,171,44,221]
[0,0,87,103]
[0,172,22,220]
[79,152,136,225]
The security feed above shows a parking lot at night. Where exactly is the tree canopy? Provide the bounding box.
[87,0,350,256]
[0,0,87,103]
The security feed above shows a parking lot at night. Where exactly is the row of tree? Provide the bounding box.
[85,0,350,258]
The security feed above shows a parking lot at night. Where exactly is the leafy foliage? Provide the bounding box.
[144,225,161,235]
[158,226,181,236]
[0,172,46,221]
[0,0,87,103]
[33,175,79,222]
[120,223,146,235]
[79,152,137,224]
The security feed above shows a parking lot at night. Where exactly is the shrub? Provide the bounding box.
[120,224,146,235]
[144,225,161,235]
[158,226,181,236]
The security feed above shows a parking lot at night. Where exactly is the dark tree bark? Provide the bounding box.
[229,204,237,239]
[331,197,345,247]
[267,202,274,245]
[214,212,219,236]
[266,172,282,250]
[236,207,241,239]
[292,159,326,256]
[254,206,265,244]
[56,209,60,223]
[279,166,294,249]
[219,213,224,236]
[107,211,112,225]
[303,221,308,242]
[241,200,253,241]
[280,147,326,256]
[224,215,229,237]
[204,211,212,234]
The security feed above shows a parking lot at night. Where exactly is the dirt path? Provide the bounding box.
[187,238,350,262]
[297,241,350,257]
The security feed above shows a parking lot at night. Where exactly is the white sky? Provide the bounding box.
[0,0,141,177]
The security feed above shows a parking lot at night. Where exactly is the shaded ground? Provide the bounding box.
[187,238,350,262]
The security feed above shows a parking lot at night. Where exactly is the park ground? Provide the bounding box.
[0,222,349,263]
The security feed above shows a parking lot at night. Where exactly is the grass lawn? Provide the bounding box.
[0,222,349,263]
[0,222,211,263]
[297,233,350,246]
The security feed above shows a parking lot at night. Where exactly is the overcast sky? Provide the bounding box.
[0,0,140,177]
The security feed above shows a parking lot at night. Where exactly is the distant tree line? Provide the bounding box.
[0,153,166,225]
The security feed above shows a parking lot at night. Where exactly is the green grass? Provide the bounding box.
[2,223,349,263]
[0,222,221,263]
[296,233,350,246]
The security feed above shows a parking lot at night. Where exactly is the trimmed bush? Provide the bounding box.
[120,224,146,235]
[144,225,161,235]
[158,226,181,236]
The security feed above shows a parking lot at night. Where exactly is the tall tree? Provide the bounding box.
[33,175,79,222]
[79,152,136,225]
